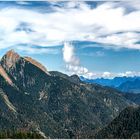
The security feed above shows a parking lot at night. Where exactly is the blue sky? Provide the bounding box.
[0,1,140,79]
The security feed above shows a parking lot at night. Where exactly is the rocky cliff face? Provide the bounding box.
[0,50,132,138]
[1,50,20,70]
[0,65,13,86]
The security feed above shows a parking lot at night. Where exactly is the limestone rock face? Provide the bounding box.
[1,50,20,71]
[0,65,13,85]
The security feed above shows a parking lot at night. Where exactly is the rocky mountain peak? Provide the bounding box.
[1,49,20,70]
[0,50,50,75]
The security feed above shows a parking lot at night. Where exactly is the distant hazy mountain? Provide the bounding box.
[80,76,140,93]
[95,105,140,139]
[118,79,140,94]
[0,50,131,138]
[80,76,140,87]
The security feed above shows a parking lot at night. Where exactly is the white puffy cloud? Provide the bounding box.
[82,71,140,79]
[0,1,140,52]
[62,42,140,79]
[62,42,90,76]
[62,42,79,65]
[118,71,140,77]
[80,71,114,79]
[96,32,140,50]
[66,64,89,75]
[62,42,111,79]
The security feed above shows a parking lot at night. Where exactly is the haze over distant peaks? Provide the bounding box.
[81,76,140,94]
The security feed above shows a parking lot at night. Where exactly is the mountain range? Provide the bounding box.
[118,79,140,94]
[0,50,139,138]
[80,76,140,94]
